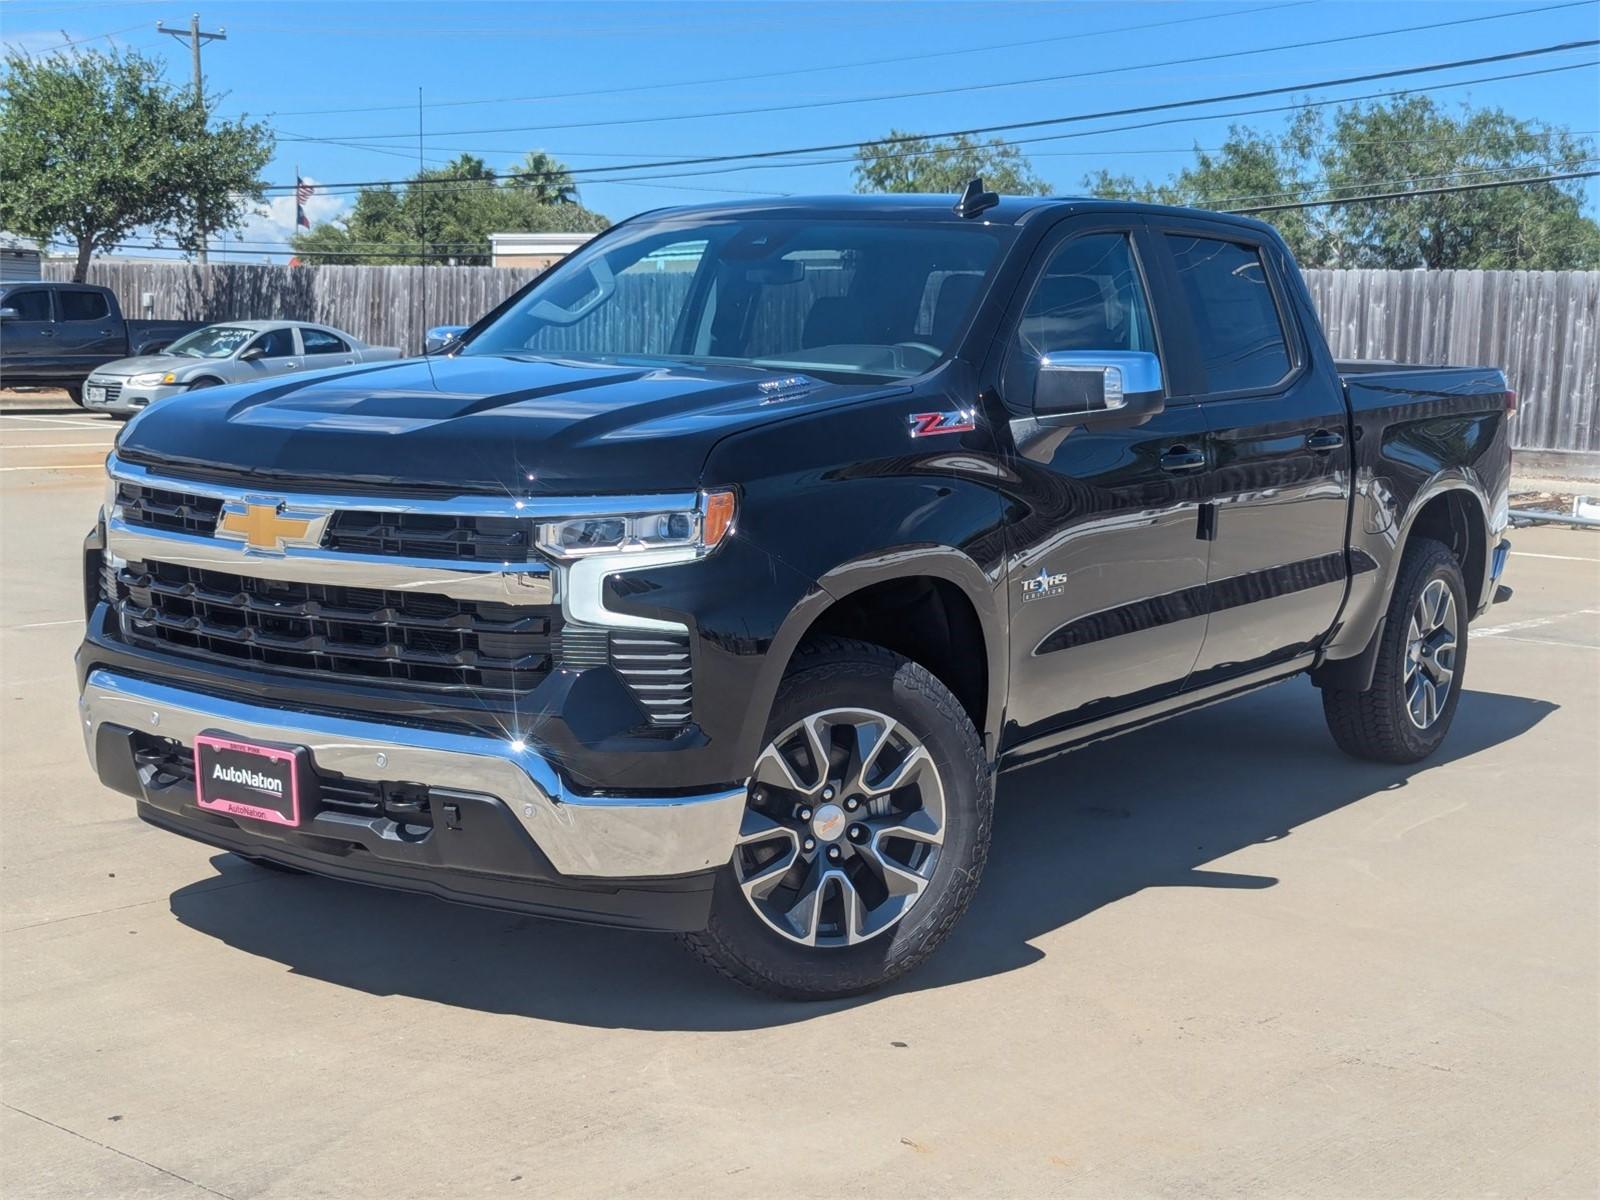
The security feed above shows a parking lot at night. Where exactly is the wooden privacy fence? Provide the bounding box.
[48,261,1599,457]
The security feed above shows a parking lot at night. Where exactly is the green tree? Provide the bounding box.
[292,152,607,265]
[1082,98,1599,269]
[507,150,579,206]
[1321,98,1598,269]
[853,129,1049,196]
[0,48,273,280]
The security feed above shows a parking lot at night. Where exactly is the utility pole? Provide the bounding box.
[157,13,226,263]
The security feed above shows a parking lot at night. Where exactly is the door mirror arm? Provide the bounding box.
[238,346,266,362]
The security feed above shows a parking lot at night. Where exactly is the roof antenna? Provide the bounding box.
[954,176,999,219]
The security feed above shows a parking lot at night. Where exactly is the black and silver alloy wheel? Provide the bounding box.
[1322,537,1470,764]
[735,708,945,947]
[1404,578,1458,730]
[681,638,991,999]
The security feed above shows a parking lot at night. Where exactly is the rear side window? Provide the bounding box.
[1165,235,1292,394]
[301,328,348,354]
[58,290,110,321]
[5,290,51,321]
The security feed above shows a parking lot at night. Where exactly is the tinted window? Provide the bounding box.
[301,328,348,354]
[58,290,110,321]
[1165,235,1292,393]
[5,290,51,321]
[247,328,297,358]
[1005,233,1157,405]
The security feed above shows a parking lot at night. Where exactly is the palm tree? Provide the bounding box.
[511,151,578,206]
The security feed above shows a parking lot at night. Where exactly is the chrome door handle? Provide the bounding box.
[1159,445,1207,473]
[1307,429,1345,453]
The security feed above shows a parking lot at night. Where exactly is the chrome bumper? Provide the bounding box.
[79,669,746,879]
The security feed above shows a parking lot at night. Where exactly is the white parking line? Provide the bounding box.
[8,618,83,630]
[0,463,103,472]
[1474,607,1600,638]
[0,442,115,449]
[0,414,103,429]
[1513,551,1600,563]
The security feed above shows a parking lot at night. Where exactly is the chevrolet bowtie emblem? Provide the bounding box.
[215,500,327,554]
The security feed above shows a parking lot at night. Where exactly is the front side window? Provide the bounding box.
[4,290,51,321]
[246,328,297,359]
[58,290,109,321]
[301,328,348,354]
[463,218,1010,382]
[1004,232,1157,405]
[1165,235,1292,394]
[167,326,255,358]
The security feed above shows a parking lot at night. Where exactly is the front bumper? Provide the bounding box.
[80,669,747,929]
[83,377,188,414]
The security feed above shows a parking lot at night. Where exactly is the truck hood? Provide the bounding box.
[115,354,900,494]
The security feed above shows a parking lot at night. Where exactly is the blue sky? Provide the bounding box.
[4,0,1597,260]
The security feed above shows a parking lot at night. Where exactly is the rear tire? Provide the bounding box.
[1321,537,1468,764]
[65,383,84,407]
[680,637,992,999]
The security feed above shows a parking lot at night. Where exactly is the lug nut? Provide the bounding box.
[803,837,816,852]
[751,787,765,803]
[848,824,867,842]
[844,796,861,811]
[798,806,812,822]
[827,845,841,861]
[821,786,835,800]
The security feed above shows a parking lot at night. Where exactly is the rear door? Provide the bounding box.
[1149,219,1351,684]
[53,288,124,370]
[995,215,1212,743]
[0,287,60,378]
[299,326,357,366]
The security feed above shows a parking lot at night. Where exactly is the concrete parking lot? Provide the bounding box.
[2,396,1597,1199]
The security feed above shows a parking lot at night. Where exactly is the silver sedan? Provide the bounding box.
[82,321,402,416]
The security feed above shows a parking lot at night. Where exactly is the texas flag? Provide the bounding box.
[295,177,314,229]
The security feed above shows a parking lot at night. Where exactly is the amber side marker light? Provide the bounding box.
[702,489,737,549]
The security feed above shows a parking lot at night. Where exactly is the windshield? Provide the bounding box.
[462,217,1011,381]
[166,326,255,358]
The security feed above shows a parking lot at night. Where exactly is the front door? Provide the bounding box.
[995,218,1211,747]
[1149,221,1351,683]
[0,288,61,378]
[52,288,123,372]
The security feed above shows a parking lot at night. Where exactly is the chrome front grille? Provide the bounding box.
[93,381,124,403]
[610,632,693,725]
[115,482,223,536]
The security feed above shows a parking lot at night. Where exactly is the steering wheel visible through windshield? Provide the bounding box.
[461,217,1011,382]
[166,326,256,359]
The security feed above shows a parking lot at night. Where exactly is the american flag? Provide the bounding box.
[295,176,314,229]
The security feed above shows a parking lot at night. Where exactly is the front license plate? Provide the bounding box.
[86,385,106,403]
[194,732,304,826]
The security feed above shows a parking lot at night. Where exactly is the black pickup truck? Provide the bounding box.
[0,281,201,402]
[79,189,1513,998]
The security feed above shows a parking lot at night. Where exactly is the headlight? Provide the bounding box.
[129,371,179,387]
[536,490,736,560]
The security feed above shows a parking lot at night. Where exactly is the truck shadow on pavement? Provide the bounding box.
[168,678,1554,1030]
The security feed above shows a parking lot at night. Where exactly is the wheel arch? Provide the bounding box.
[766,549,1007,761]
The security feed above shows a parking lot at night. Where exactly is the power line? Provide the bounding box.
[276,6,1600,144]
[260,1,1314,119]
[0,22,147,54]
[1228,168,1600,213]
[261,53,1600,198]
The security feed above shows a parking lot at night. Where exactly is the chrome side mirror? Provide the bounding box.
[1033,349,1165,428]
[424,324,468,354]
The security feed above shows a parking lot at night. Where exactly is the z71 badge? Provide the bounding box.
[1021,567,1070,603]
[908,410,976,438]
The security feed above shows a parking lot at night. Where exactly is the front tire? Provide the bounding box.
[1321,537,1468,764]
[65,383,84,407]
[681,638,992,999]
